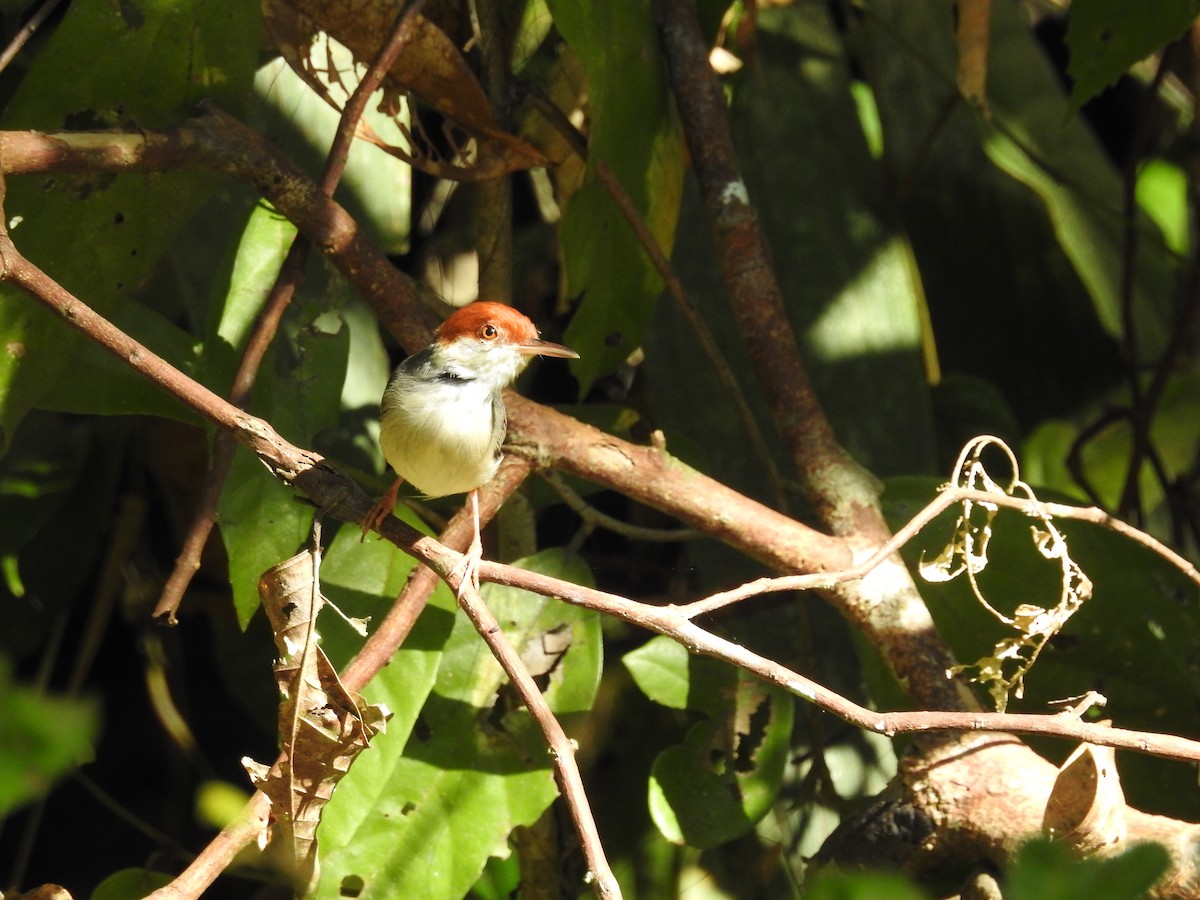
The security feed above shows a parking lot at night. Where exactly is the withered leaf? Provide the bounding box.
[262,0,547,176]
[243,549,390,891]
[1043,740,1127,854]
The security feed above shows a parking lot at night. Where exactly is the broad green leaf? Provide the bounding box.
[0,0,259,457]
[215,201,350,627]
[1137,158,1190,257]
[92,868,175,900]
[211,203,298,354]
[217,300,349,628]
[315,549,601,899]
[628,637,793,849]
[253,52,412,255]
[623,635,692,710]
[1066,0,1199,110]
[0,659,100,815]
[859,0,1172,432]
[1006,838,1169,900]
[219,446,314,628]
[807,870,930,900]
[623,634,732,715]
[550,0,685,393]
[648,673,793,849]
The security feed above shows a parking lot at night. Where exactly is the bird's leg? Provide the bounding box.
[361,477,402,540]
[449,489,484,599]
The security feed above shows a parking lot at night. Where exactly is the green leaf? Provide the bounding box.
[1066,0,1199,109]
[1005,838,1169,900]
[215,204,351,628]
[807,870,931,900]
[857,0,1179,435]
[219,446,314,628]
[1137,158,1190,257]
[315,549,601,899]
[92,868,175,900]
[623,635,692,710]
[252,53,412,255]
[549,0,684,393]
[979,0,1177,359]
[0,659,100,815]
[210,203,298,355]
[628,637,793,848]
[0,0,259,457]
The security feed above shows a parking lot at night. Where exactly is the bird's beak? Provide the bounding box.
[516,339,579,360]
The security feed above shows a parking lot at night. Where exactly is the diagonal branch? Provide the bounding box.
[654,0,850,521]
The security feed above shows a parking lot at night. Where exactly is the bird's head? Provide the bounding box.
[432,301,578,391]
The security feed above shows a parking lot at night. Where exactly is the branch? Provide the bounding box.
[681,484,1200,618]
[477,559,1200,765]
[654,0,849,519]
[452,576,619,897]
[0,111,972,712]
[651,0,972,713]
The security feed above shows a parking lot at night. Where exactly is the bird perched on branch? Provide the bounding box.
[363,301,578,595]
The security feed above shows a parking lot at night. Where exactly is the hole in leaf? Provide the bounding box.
[734,697,771,773]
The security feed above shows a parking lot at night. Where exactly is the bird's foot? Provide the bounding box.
[449,532,484,600]
[361,478,401,541]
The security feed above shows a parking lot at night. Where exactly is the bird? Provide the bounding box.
[363,301,578,595]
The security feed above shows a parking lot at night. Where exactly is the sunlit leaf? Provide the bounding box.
[315,549,600,899]
[629,636,793,848]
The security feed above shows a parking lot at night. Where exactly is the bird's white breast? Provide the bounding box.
[379,371,504,498]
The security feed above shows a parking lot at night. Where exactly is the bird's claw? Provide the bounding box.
[450,533,484,599]
[361,479,402,542]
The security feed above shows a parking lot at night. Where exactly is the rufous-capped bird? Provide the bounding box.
[363,301,578,594]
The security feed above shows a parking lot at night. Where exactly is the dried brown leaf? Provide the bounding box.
[242,548,390,890]
[1043,740,1127,854]
[262,0,548,176]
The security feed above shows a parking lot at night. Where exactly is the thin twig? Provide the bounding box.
[680,484,1200,619]
[0,0,64,76]
[542,470,697,543]
[452,578,620,898]
[476,560,1200,765]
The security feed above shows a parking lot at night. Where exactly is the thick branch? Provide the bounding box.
[654,0,853,525]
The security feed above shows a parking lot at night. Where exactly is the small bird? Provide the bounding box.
[364,301,578,594]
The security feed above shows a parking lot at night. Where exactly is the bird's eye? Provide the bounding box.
[479,324,499,340]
